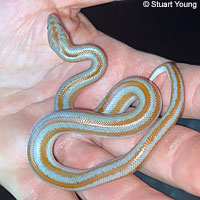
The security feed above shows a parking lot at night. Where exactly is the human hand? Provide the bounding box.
[0,0,200,199]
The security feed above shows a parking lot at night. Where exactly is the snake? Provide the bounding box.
[27,14,184,191]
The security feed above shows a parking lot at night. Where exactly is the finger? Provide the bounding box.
[141,125,200,197]
[48,0,115,9]
[78,176,172,200]
[54,134,172,200]
[175,63,200,118]
[147,63,200,118]
[94,124,200,197]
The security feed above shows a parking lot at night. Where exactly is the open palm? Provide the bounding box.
[0,0,200,199]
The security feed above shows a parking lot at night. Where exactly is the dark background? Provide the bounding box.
[1,0,200,199]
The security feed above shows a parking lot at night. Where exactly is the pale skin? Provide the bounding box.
[0,0,200,199]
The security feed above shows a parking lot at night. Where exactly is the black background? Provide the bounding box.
[1,0,200,199]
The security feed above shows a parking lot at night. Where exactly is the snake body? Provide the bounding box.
[27,14,184,191]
